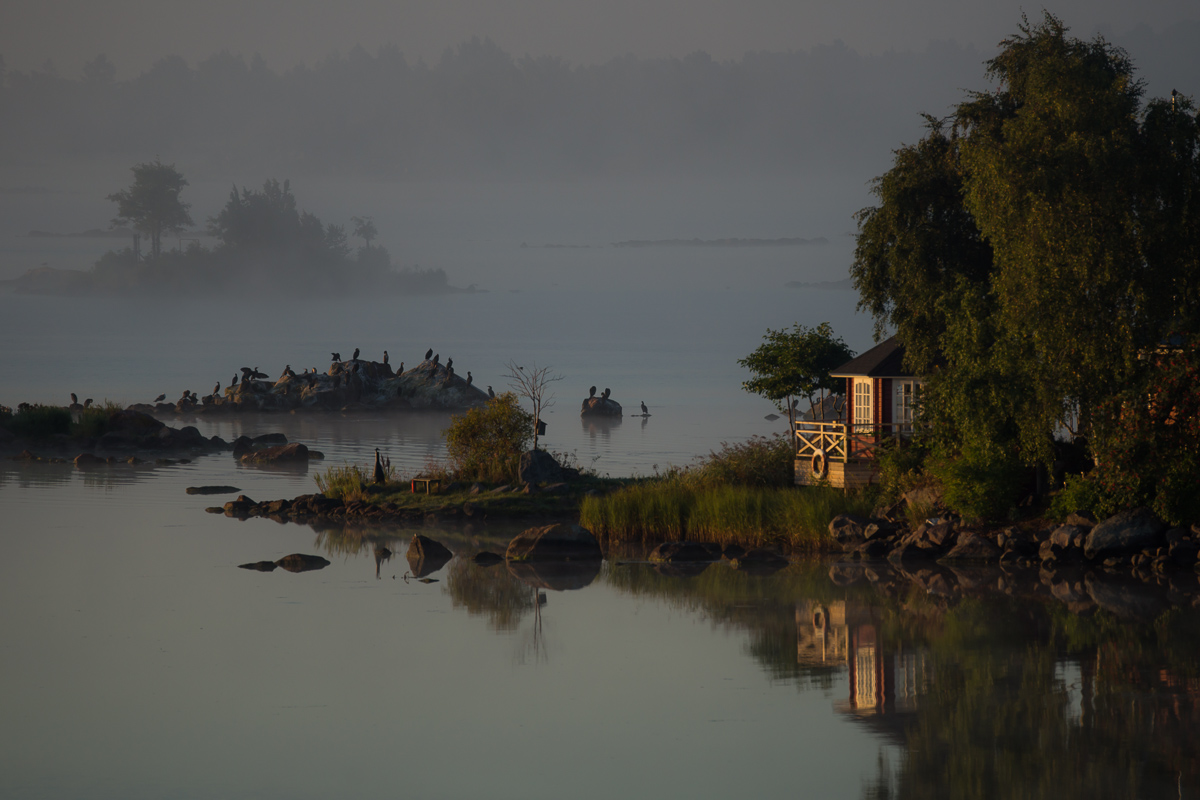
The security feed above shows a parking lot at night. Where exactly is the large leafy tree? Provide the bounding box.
[853,13,1200,470]
[739,322,854,433]
[107,159,193,258]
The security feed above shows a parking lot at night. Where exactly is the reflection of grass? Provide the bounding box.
[581,478,872,550]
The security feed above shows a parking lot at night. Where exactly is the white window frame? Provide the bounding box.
[853,379,872,428]
[894,380,921,432]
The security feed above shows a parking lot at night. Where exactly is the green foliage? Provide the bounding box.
[442,393,534,483]
[853,12,1200,477]
[107,160,193,258]
[928,445,1029,522]
[1084,343,1200,524]
[871,438,930,504]
[580,477,872,549]
[738,322,854,417]
[4,404,72,438]
[692,434,794,488]
[313,464,372,500]
[71,401,122,438]
[1047,472,1101,522]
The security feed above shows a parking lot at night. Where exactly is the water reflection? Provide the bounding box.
[580,414,622,439]
[445,557,535,631]
[600,558,1200,797]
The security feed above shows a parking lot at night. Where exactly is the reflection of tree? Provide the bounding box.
[444,557,534,632]
[859,599,1200,799]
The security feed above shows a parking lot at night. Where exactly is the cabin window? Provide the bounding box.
[894,380,921,432]
[853,379,872,427]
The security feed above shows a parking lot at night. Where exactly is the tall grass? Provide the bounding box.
[3,405,72,438]
[72,401,123,438]
[314,464,373,500]
[580,478,872,551]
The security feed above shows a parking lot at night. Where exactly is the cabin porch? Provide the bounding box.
[793,421,913,489]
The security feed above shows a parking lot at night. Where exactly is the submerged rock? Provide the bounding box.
[648,541,720,563]
[506,523,602,562]
[186,485,242,495]
[275,553,331,573]
[239,443,311,464]
[407,534,453,577]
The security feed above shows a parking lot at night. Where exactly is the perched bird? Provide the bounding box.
[641,401,648,415]
[589,386,596,398]
[373,448,386,483]
[252,367,267,379]
[332,352,341,362]
[231,374,238,386]
[432,354,440,365]
[396,362,404,374]
[71,392,78,405]
[240,367,254,380]
[214,381,221,396]
[383,350,389,365]
[154,393,166,403]
[84,398,94,408]
[488,386,496,399]
[446,357,453,370]
[466,371,473,385]
[425,347,434,360]
[353,347,360,360]
[601,388,610,400]
[284,364,296,378]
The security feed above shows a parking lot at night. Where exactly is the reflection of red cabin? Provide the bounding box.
[794,337,921,488]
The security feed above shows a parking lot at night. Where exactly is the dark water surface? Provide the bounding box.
[2,454,1198,799]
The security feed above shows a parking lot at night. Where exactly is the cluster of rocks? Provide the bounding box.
[132,357,488,416]
[828,506,1200,578]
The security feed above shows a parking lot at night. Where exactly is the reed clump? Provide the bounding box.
[580,434,872,550]
[314,463,374,501]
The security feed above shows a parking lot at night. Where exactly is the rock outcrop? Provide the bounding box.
[505,523,603,561]
[580,397,622,417]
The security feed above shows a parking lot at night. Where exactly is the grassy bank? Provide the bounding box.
[580,479,872,551]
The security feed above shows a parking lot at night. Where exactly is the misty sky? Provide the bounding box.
[3,0,1197,78]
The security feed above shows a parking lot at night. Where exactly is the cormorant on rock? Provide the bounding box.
[231,374,238,386]
[466,371,473,385]
[71,393,78,405]
[383,350,389,365]
[488,386,496,399]
[283,364,296,378]
[84,398,94,408]
[425,347,433,360]
[601,388,610,400]
[241,367,254,380]
[353,347,360,360]
[332,352,341,362]
[432,353,440,365]
[252,367,267,380]
[214,381,221,396]
[154,393,166,403]
[446,357,453,370]
[641,401,648,415]
[589,386,596,398]
[397,362,404,374]
[373,448,386,483]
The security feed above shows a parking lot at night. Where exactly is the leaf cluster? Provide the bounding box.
[738,322,854,414]
[442,392,535,483]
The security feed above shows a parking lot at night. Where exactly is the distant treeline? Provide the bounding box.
[0,38,1000,178]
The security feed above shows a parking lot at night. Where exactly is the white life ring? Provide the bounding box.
[811,449,828,479]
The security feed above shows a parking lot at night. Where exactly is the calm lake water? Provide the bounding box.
[2,265,1199,797]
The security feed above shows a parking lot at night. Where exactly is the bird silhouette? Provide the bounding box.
[425,347,433,360]
[589,386,596,397]
[352,347,360,360]
[84,398,93,407]
[331,352,341,362]
[397,361,404,374]
[488,386,495,399]
[70,392,78,405]
[383,350,389,365]
[466,371,473,385]
[231,374,238,386]
[446,357,453,370]
[373,448,385,483]
[641,401,648,415]
[154,393,166,403]
[432,354,440,365]
[214,381,221,396]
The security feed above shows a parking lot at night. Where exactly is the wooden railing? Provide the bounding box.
[794,421,916,463]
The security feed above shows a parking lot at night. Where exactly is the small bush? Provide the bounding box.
[442,393,534,483]
[1047,473,1101,522]
[928,447,1028,522]
[314,464,372,500]
[693,434,793,487]
[71,401,123,438]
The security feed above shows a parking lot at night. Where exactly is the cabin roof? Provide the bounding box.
[830,336,915,379]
